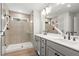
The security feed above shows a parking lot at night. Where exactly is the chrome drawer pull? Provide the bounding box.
[55,53,60,56]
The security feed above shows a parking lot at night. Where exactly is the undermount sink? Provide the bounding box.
[47,33,79,44]
[41,33,79,45]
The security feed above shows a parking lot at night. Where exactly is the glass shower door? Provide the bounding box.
[0,3,9,55]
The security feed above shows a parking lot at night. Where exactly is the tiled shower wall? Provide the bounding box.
[5,11,33,46]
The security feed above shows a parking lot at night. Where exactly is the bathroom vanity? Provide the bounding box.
[34,33,79,56]
[38,3,79,56]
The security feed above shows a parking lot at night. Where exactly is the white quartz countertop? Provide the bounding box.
[35,33,79,51]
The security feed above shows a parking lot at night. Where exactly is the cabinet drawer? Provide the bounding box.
[47,40,79,56]
[46,46,63,56]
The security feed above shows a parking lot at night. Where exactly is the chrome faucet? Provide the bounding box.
[65,32,77,40]
[66,32,71,40]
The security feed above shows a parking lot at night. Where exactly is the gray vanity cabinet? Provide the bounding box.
[47,40,79,56]
[40,38,46,56]
[35,36,41,55]
[35,35,79,56]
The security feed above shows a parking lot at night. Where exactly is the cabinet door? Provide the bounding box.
[35,36,41,55]
[46,46,63,56]
[40,38,45,56]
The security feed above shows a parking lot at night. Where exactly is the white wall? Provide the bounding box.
[40,13,45,33]
[33,10,41,35]
[74,13,79,35]
[64,12,74,33]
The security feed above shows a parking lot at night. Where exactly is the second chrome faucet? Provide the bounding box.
[64,32,77,41]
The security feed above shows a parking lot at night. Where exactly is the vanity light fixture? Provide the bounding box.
[46,6,52,14]
[41,8,46,16]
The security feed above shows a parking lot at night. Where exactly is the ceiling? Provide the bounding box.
[47,3,79,18]
[6,3,48,14]
[6,3,79,17]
